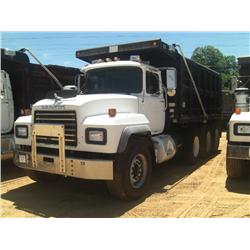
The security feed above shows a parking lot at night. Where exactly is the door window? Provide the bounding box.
[146,71,160,95]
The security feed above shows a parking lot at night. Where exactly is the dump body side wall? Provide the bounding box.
[1,52,80,121]
[174,57,222,124]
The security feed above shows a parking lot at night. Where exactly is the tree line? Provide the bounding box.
[191,46,239,89]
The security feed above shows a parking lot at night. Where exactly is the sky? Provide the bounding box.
[1,32,249,69]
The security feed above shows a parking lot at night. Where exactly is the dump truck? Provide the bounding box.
[1,48,80,159]
[226,56,250,178]
[222,56,250,128]
[13,39,222,200]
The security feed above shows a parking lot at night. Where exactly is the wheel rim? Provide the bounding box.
[206,131,211,153]
[193,136,200,158]
[129,153,148,189]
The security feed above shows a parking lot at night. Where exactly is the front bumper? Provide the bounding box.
[14,150,114,180]
[227,143,250,161]
[14,123,114,180]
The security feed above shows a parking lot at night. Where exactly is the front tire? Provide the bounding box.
[106,138,153,200]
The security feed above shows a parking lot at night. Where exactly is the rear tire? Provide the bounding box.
[211,127,220,153]
[106,138,153,200]
[184,130,201,165]
[200,126,212,158]
[26,170,60,183]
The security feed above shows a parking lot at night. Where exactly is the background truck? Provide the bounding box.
[1,48,80,159]
[13,39,222,200]
[226,56,250,178]
[221,56,250,129]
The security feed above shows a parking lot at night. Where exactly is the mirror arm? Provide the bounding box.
[77,73,85,93]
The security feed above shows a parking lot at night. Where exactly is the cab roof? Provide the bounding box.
[82,60,157,72]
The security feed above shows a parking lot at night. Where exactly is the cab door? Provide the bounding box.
[139,70,166,134]
[1,71,14,134]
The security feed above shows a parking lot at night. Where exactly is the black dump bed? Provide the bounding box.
[238,56,250,88]
[1,48,80,119]
[76,39,222,124]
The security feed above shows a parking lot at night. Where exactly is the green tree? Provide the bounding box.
[191,46,239,89]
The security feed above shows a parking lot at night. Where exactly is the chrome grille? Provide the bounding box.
[34,110,77,146]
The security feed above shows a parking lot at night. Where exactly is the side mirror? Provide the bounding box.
[63,85,78,91]
[166,68,177,96]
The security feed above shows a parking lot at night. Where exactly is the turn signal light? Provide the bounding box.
[21,108,31,115]
[108,108,117,117]
[235,108,241,115]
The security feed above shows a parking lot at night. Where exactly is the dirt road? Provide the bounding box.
[1,133,249,218]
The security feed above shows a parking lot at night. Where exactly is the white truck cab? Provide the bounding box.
[226,88,250,178]
[14,58,176,200]
[83,61,166,134]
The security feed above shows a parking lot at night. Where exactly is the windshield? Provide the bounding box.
[83,66,142,94]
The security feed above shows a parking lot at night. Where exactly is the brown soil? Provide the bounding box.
[1,133,249,218]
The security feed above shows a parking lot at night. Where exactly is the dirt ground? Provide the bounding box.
[1,133,249,218]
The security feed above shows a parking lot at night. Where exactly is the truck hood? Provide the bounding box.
[33,94,139,121]
[230,112,250,123]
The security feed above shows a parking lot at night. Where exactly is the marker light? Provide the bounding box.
[235,108,241,115]
[130,55,141,62]
[91,59,104,64]
[106,58,112,62]
[108,108,117,117]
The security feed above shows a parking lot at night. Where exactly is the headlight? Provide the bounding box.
[15,125,28,138]
[234,124,250,135]
[85,128,107,145]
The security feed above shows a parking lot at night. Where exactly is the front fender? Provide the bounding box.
[83,113,151,153]
[117,125,151,153]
